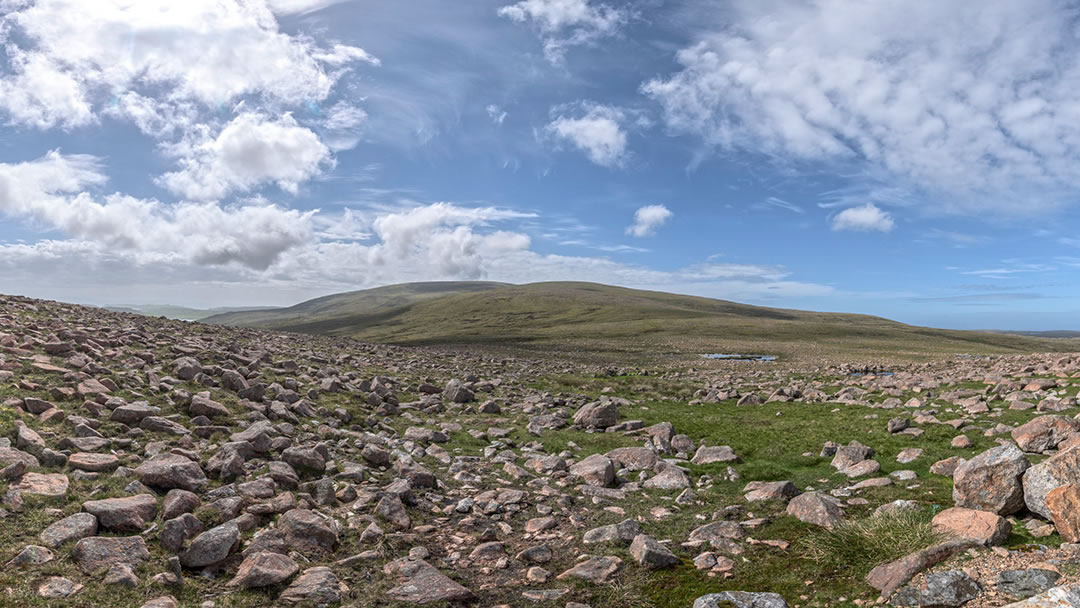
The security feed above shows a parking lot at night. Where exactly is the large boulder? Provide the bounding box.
[134,453,206,492]
[442,380,474,404]
[573,401,619,429]
[917,570,982,607]
[229,551,299,588]
[1023,446,1080,519]
[831,441,875,470]
[1045,484,1080,542]
[179,521,239,568]
[279,509,338,555]
[1011,415,1080,453]
[785,492,845,528]
[952,444,1029,515]
[569,454,615,487]
[630,534,679,570]
[931,507,1011,546]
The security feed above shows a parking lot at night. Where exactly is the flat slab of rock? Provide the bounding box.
[692,445,742,465]
[82,494,157,532]
[385,557,474,604]
[866,538,981,599]
[72,536,150,573]
[40,512,98,548]
[556,556,622,583]
[16,472,68,497]
[68,452,120,472]
[744,480,800,502]
[999,583,1080,607]
[694,591,789,607]
[38,576,82,598]
[996,569,1061,602]
[583,519,641,545]
[0,447,39,468]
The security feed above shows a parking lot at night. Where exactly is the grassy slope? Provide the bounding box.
[107,305,280,321]
[204,281,508,329]
[203,281,1080,361]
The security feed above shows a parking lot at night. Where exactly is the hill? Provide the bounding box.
[203,281,507,330]
[202,281,1080,362]
[107,304,280,321]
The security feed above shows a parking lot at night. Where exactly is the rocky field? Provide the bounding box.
[4,293,1080,608]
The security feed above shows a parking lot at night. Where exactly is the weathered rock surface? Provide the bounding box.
[931,507,1012,546]
[952,444,1029,515]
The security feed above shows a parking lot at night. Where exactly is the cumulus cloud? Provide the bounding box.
[546,103,628,167]
[498,0,627,63]
[644,0,1080,214]
[0,152,312,270]
[831,204,895,233]
[626,205,673,237]
[367,203,534,277]
[0,0,377,130]
[159,113,333,200]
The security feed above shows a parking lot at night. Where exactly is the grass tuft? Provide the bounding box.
[802,508,942,577]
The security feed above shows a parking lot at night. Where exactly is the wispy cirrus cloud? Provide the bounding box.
[498,0,628,64]
[644,0,1080,216]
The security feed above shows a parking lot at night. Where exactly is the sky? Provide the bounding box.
[1,0,1080,330]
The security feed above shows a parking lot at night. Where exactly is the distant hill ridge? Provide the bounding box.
[201,281,1080,360]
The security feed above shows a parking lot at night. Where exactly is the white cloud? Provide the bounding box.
[486,104,508,125]
[318,101,368,152]
[265,0,352,14]
[755,197,804,214]
[644,0,1080,215]
[626,204,673,237]
[546,103,628,167]
[0,192,833,306]
[498,0,627,64]
[831,204,895,233]
[159,113,332,201]
[0,151,312,270]
[0,0,376,130]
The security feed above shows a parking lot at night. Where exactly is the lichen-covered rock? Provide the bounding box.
[952,444,1029,515]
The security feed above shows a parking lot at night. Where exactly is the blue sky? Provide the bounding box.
[1,0,1080,329]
